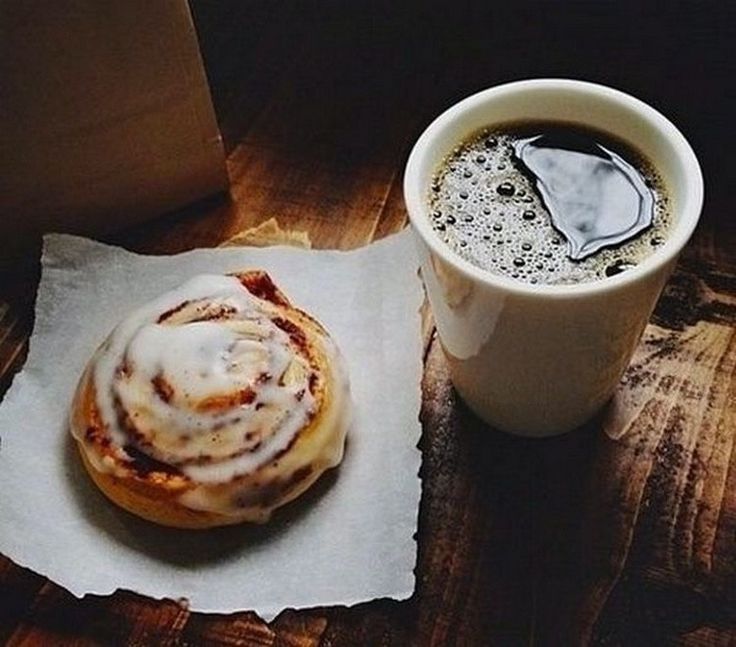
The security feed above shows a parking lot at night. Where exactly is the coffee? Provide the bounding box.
[428,121,672,284]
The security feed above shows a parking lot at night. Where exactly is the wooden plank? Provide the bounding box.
[5,585,189,647]
[269,610,326,647]
[531,259,736,644]
[415,340,536,646]
[315,602,412,646]
[0,558,47,645]
[180,611,275,646]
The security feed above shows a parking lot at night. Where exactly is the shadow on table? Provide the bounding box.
[63,435,339,567]
[415,348,608,644]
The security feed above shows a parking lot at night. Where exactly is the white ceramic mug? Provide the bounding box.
[404,79,703,436]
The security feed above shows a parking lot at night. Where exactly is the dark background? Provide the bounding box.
[191,0,735,252]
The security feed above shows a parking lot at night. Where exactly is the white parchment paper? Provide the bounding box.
[0,231,423,619]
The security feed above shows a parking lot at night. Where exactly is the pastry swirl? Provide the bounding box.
[70,271,351,527]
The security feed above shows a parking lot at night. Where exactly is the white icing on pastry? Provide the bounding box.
[73,274,350,518]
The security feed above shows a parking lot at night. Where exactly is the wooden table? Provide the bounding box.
[1,3,735,645]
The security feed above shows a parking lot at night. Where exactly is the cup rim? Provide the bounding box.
[403,78,704,298]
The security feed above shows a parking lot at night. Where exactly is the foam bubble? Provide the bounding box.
[427,123,672,285]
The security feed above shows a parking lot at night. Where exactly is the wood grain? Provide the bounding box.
[1,2,735,645]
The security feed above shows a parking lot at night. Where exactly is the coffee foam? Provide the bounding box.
[428,126,671,285]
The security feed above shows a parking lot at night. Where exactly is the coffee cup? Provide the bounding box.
[404,79,703,436]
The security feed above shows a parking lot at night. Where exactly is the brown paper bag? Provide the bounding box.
[0,0,228,258]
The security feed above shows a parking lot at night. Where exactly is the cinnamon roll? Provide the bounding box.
[70,271,351,528]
